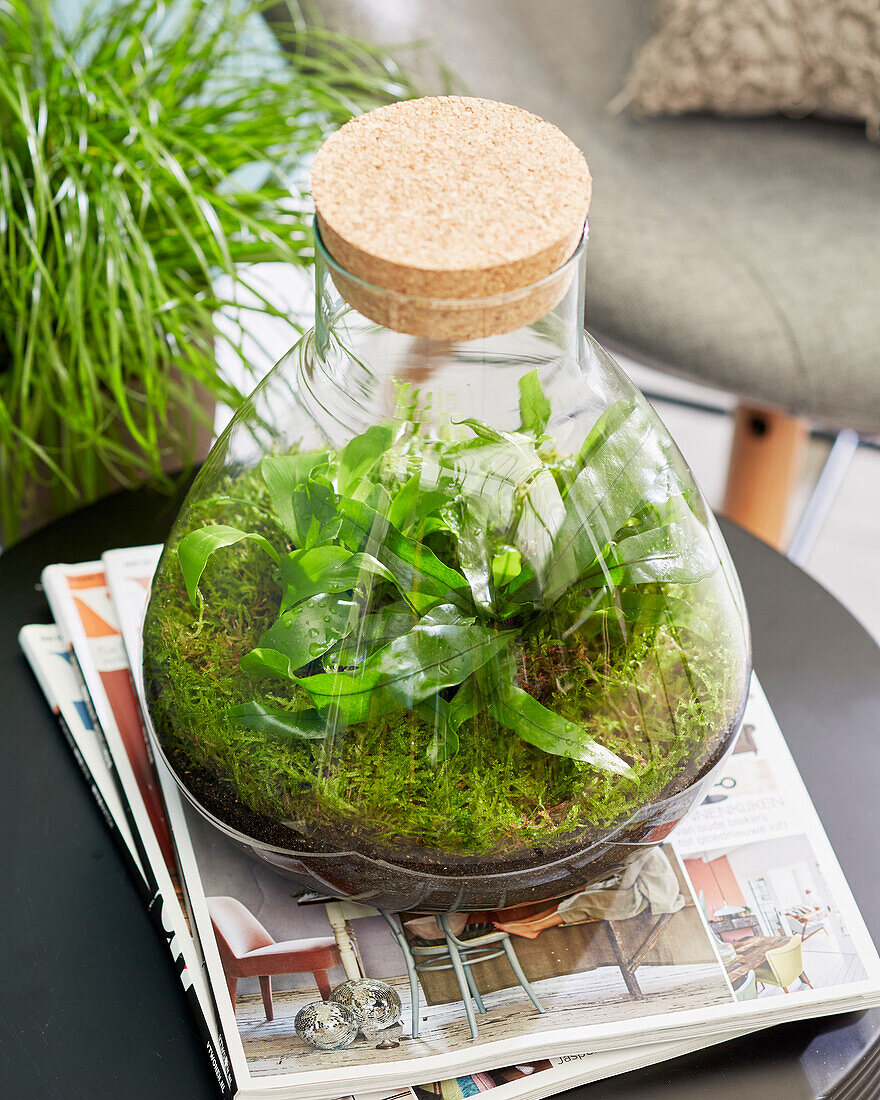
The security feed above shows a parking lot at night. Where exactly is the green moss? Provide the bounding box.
[144,471,743,858]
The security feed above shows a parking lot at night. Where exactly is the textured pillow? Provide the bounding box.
[617,0,880,139]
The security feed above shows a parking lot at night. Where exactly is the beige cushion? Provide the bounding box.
[619,0,880,139]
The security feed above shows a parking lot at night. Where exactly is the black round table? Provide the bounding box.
[2,483,879,1099]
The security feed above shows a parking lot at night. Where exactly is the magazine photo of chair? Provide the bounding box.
[185,813,735,1075]
[684,835,869,998]
[209,896,345,1020]
[391,846,727,1038]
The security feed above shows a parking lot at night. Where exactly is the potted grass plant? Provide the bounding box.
[0,0,414,544]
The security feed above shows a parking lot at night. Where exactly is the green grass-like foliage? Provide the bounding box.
[145,372,742,855]
[0,0,414,542]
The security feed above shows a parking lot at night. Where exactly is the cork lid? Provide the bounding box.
[310,96,591,339]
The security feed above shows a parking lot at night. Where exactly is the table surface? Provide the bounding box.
[2,482,880,1099]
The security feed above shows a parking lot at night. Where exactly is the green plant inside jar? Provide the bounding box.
[144,369,743,857]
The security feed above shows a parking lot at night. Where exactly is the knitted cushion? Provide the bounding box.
[619,0,880,139]
[306,0,880,433]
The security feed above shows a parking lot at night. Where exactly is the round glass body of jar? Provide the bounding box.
[142,227,750,911]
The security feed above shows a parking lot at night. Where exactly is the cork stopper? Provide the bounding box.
[311,96,591,340]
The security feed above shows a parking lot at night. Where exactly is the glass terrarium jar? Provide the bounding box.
[142,97,750,912]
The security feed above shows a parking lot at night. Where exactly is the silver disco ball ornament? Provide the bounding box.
[294,1000,359,1050]
[330,979,402,1037]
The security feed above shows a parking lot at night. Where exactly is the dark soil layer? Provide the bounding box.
[153,704,744,911]
[160,710,739,869]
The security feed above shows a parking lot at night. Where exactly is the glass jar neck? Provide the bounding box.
[313,222,588,365]
[299,224,589,444]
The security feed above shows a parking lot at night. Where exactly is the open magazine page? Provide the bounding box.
[103,546,880,1099]
[102,547,765,1098]
[39,562,235,1097]
[670,679,879,1007]
[159,761,762,1100]
[166,770,863,1100]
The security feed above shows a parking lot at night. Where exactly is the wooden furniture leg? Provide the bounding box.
[259,975,274,1021]
[314,969,332,1000]
[628,911,675,973]
[323,901,366,980]
[605,921,644,1000]
[226,975,238,1010]
[722,404,808,549]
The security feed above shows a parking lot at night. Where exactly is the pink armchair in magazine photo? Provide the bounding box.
[209,896,345,1021]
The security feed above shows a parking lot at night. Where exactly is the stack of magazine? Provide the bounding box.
[19,545,880,1099]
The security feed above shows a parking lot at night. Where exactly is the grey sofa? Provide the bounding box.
[310,0,880,544]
